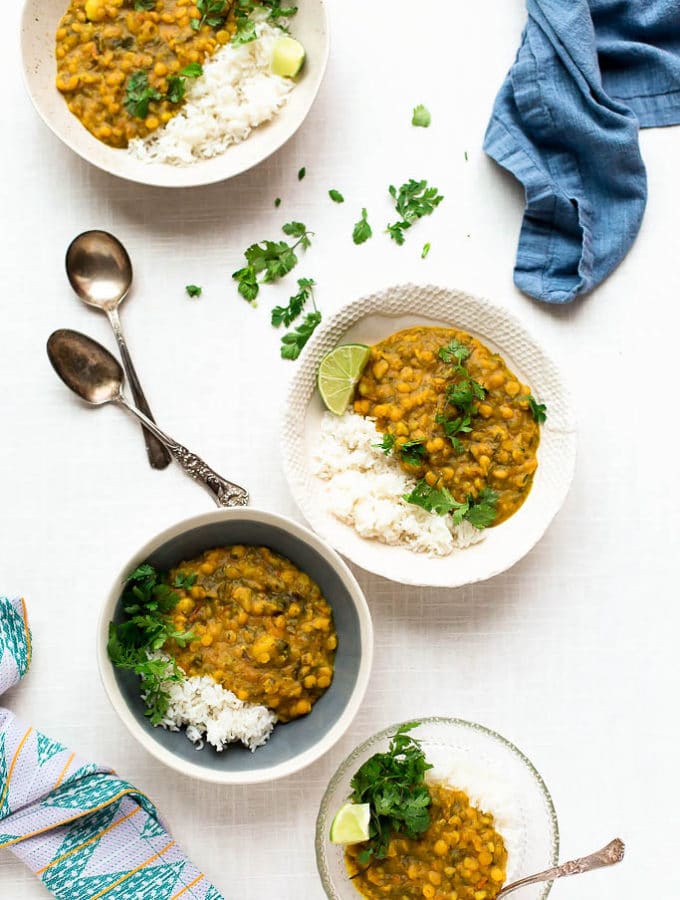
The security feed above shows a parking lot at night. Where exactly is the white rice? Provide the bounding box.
[148,654,276,752]
[128,20,295,165]
[312,411,484,557]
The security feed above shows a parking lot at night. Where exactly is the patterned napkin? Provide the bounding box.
[0,595,223,899]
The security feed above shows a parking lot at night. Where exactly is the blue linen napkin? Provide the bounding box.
[484,0,680,304]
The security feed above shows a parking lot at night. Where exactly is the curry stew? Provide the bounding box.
[346,782,508,900]
[55,0,237,148]
[354,327,540,525]
[165,546,336,723]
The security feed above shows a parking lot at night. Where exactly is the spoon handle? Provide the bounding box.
[497,838,625,897]
[118,396,249,508]
[107,308,171,471]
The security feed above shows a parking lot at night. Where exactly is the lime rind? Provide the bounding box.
[317,344,371,416]
[329,802,371,844]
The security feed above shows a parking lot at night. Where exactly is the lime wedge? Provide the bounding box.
[330,802,371,844]
[318,344,372,415]
[271,36,306,78]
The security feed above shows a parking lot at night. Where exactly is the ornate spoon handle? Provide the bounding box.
[118,397,249,508]
[497,838,625,897]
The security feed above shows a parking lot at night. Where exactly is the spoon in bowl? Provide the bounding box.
[47,328,248,508]
[65,230,171,471]
[496,838,625,897]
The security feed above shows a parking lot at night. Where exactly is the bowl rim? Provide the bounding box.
[281,282,578,587]
[20,0,330,188]
[315,716,560,900]
[97,506,374,784]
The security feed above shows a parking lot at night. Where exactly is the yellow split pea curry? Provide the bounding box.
[346,783,508,900]
[55,0,237,148]
[164,545,336,722]
[354,326,541,525]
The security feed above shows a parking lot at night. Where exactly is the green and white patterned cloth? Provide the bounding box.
[0,595,224,900]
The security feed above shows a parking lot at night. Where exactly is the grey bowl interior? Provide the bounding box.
[110,518,364,774]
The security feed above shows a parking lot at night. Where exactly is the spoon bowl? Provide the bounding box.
[47,328,123,405]
[66,230,132,311]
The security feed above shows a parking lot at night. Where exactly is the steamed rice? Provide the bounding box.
[128,20,295,165]
[313,411,485,557]
[149,654,276,752]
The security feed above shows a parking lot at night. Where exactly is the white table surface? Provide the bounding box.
[1,1,677,897]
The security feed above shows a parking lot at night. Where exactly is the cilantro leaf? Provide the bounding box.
[298,166,306,180]
[348,722,432,861]
[166,63,203,103]
[274,197,281,207]
[373,433,396,455]
[280,310,322,360]
[465,487,499,529]
[524,394,547,423]
[124,70,161,118]
[404,480,467,517]
[133,0,156,9]
[387,179,444,245]
[232,265,259,302]
[233,222,313,300]
[438,338,471,364]
[328,188,344,203]
[399,439,426,467]
[421,242,431,259]
[353,208,372,245]
[411,104,431,128]
[185,284,202,298]
[271,277,315,327]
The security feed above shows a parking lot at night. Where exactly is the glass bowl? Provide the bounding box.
[316,718,559,900]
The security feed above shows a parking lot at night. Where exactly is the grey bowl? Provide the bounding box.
[98,508,374,784]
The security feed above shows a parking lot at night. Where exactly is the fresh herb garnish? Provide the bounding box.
[436,338,486,451]
[399,439,426,467]
[349,723,432,863]
[404,481,498,528]
[274,197,281,207]
[191,0,229,31]
[411,105,431,128]
[271,277,315,327]
[133,0,156,9]
[438,338,471,365]
[352,208,372,245]
[524,395,547,423]
[124,70,161,118]
[446,377,486,410]
[464,487,500,529]
[280,310,322,360]
[421,242,431,259]
[435,412,472,454]
[373,433,396,455]
[328,189,344,203]
[230,0,297,43]
[185,284,202,298]
[107,564,196,725]
[403,480,466,517]
[166,63,203,103]
[233,221,314,302]
[386,179,444,245]
[298,166,306,181]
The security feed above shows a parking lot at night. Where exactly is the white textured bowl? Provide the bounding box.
[282,284,577,588]
[20,0,329,186]
[97,507,373,784]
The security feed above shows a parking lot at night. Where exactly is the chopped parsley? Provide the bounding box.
[411,104,431,128]
[352,208,373,245]
[232,221,313,302]
[271,277,315,327]
[185,284,202,298]
[349,723,432,864]
[328,188,344,203]
[107,564,196,725]
[386,179,444,245]
[524,395,547,423]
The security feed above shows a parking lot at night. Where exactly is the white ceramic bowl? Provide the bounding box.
[316,718,559,900]
[282,284,577,588]
[20,0,329,186]
[97,507,373,784]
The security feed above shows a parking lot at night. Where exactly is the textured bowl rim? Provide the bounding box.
[97,507,374,784]
[315,716,560,899]
[20,0,330,187]
[281,283,578,587]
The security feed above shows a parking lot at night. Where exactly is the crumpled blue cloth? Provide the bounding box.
[484,0,680,304]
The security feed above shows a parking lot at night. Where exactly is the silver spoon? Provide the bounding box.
[65,230,171,471]
[47,328,248,508]
[497,838,625,897]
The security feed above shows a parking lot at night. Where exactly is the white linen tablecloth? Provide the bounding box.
[1,1,677,896]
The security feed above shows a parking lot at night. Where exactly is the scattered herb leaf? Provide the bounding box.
[438,339,471,365]
[133,0,156,10]
[464,487,499,529]
[399,439,426,467]
[403,480,466,517]
[328,189,344,203]
[274,197,281,207]
[185,284,202,298]
[165,63,202,103]
[280,310,322,360]
[124,70,161,118]
[411,104,431,128]
[352,208,373,245]
[524,395,547,423]
[373,433,396,455]
[349,723,432,862]
[233,221,313,302]
[421,242,431,259]
[387,179,444,245]
[271,277,315,327]
[298,166,306,181]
